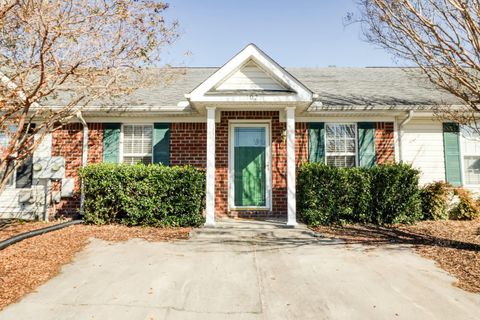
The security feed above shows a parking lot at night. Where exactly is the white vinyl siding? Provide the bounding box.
[401,120,445,185]
[325,123,356,167]
[122,125,153,165]
[0,130,50,220]
[215,60,287,91]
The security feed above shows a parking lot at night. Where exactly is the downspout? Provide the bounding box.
[398,110,414,162]
[76,111,88,216]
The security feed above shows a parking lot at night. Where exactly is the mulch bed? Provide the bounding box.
[0,222,191,310]
[314,220,480,293]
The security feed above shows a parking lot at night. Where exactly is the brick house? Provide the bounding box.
[1,44,474,225]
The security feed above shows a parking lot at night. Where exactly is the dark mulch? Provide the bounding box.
[0,222,191,310]
[314,220,480,293]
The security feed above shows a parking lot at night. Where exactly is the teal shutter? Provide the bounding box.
[103,123,121,163]
[308,123,325,163]
[443,123,462,186]
[357,122,376,167]
[153,123,170,165]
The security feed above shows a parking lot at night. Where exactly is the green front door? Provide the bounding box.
[233,127,267,207]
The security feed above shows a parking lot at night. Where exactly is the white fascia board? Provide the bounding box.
[190,94,311,103]
[39,105,191,113]
[83,116,207,123]
[296,116,398,123]
[189,44,313,102]
[309,103,470,112]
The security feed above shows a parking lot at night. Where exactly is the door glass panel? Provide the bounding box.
[234,127,266,207]
[234,128,265,147]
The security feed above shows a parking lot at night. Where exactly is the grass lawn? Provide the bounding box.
[314,220,480,293]
[0,220,191,310]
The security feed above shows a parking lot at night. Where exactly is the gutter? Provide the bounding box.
[398,110,414,162]
[76,111,88,216]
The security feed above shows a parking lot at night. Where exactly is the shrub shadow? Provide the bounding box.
[320,225,480,252]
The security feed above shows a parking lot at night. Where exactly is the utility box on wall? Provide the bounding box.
[61,178,75,198]
[32,157,65,180]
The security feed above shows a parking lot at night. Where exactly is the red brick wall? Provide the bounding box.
[170,123,207,168]
[169,116,308,219]
[50,123,103,218]
[296,122,309,167]
[214,111,284,218]
[375,122,395,164]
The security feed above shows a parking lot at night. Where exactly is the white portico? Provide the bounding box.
[186,44,314,226]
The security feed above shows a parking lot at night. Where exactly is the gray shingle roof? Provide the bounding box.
[44,67,462,108]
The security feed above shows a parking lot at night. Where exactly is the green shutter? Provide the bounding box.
[308,123,325,163]
[153,123,170,165]
[103,123,121,163]
[443,123,462,186]
[358,122,376,168]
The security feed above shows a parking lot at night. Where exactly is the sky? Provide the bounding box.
[162,0,396,68]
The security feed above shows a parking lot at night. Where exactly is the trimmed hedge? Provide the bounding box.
[79,163,206,227]
[297,163,422,226]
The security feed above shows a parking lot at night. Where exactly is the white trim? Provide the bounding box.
[297,116,397,123]
[324,123,358,167]
[228,122,272,211]
[205,107,216,226]
[189,44,313,113]
[85,117,207,123]
[393,117,400,163]
[286,107,297,226]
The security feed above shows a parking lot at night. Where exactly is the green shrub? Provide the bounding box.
[79,163,206,227]
[297,164,371,226]
[297,163,422,226]
[369,163,422,224]
[449,188,480,220]
[420,181,452,220]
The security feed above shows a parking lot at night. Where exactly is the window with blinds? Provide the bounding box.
[325,123,357,168]
[122,125,153,165]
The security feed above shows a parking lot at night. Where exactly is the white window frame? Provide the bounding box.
[460,126,480,187]
[324,122,358,167]
[120,124,154,165]
[228,121,272,211]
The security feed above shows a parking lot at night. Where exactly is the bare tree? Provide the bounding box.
[0,0,178,190]
[355,0,480,127]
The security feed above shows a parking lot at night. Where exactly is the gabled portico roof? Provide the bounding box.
[187,44,314,113]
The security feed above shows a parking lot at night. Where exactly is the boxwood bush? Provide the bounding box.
[79,163,206,227]
[297,163,422,226]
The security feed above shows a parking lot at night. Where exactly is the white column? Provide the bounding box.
[286,107,297,226]
[205,107,216,226]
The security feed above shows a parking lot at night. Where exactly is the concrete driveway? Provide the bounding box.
[1,220,479,320]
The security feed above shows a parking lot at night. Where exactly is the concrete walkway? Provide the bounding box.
[1,219,480,319]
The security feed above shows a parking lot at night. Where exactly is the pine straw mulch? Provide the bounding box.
[314,220,480,293]
[0,222,191,310]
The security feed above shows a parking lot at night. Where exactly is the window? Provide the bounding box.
[461,127,480,185]
[0,126,17,186]
[122,125,153,165]
[325,123,356,167]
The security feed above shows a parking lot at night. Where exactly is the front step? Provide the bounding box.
[190,218,329,245]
